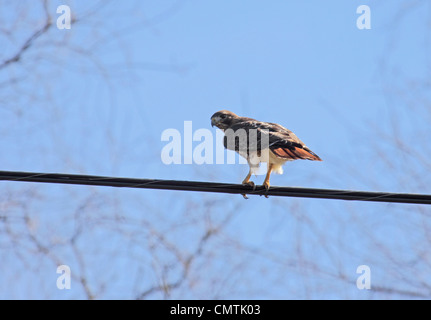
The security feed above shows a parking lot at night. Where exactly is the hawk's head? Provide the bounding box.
[211,110,238,130]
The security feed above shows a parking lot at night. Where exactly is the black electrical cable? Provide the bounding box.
[0,170,430,205]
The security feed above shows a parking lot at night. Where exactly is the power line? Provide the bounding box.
[0,170,430,205]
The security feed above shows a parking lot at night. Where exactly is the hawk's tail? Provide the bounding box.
[272,147,322,161]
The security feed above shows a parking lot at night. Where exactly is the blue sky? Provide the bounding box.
[1,0,431,299]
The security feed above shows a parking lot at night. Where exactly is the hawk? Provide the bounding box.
[211,110,322,193]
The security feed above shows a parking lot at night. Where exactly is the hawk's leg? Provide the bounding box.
[241,169,255,199]
[263,163,273,198]
[242,170,255,188]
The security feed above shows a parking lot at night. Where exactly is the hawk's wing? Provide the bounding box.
[223,117,322,161]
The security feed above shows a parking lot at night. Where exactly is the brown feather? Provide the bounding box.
[272,147,322,161]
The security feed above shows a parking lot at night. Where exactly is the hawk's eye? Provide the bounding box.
[220,114,227,119]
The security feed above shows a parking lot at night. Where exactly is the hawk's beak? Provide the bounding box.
[211,117,216,127]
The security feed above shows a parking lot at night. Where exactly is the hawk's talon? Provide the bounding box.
[241,181,255,200]
[243,181,256,190]
[263,181,270,198]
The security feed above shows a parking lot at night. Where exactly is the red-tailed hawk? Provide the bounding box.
[211,110,322,193]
